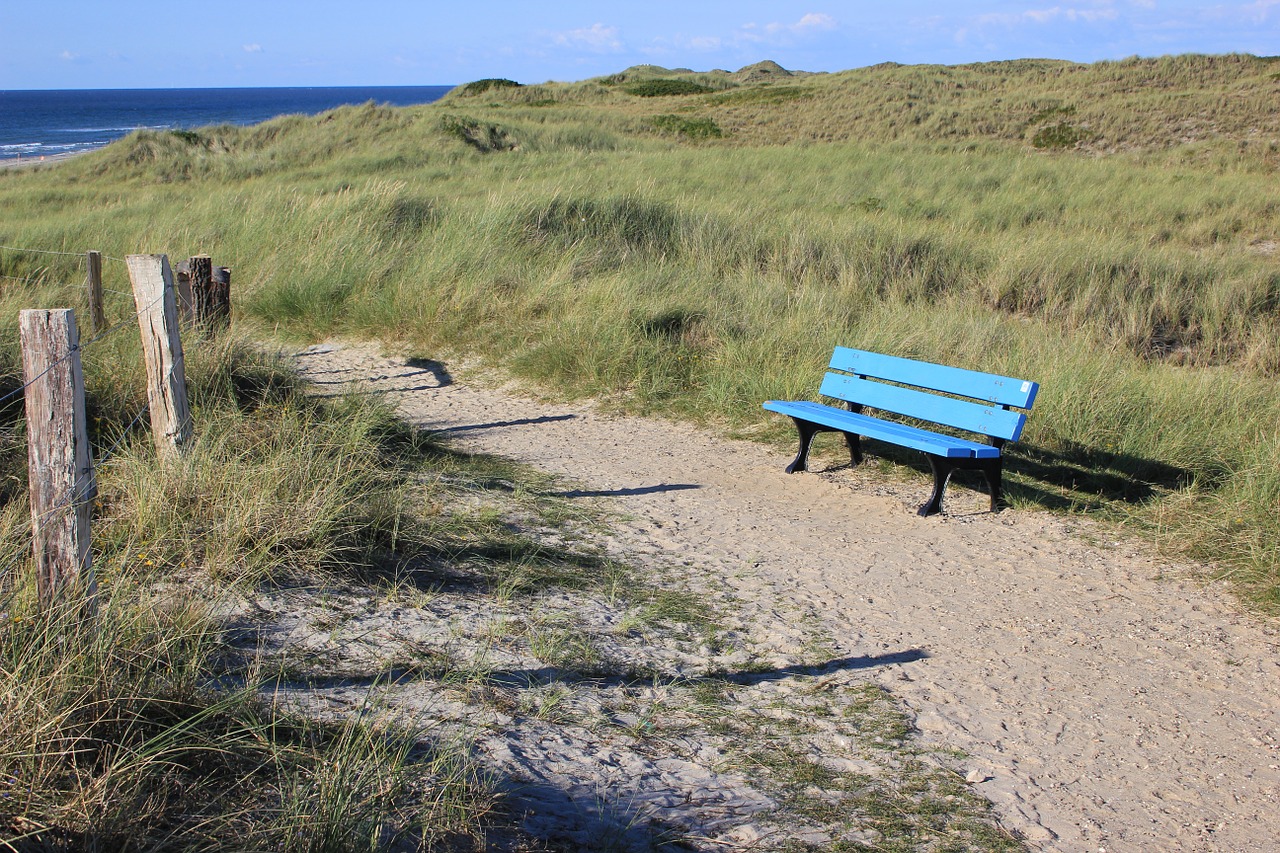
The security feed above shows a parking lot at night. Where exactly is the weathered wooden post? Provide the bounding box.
[126,254,192,458]
[19,308,97,610]
[174,258,194,322]
[188,255,212,327]
[209,266,231,329]
[189,255,231,330]
[86,250,107,333]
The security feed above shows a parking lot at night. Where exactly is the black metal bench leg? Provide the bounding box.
[919,455,954,517]
[785,418,822,474]
[843,432,863,467]
[980,458,1005,512]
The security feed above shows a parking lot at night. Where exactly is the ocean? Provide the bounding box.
[0,86,454,161]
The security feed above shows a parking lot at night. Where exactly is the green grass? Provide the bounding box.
[2,55,1278,609]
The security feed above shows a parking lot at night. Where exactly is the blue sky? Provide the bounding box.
[3,1,1277,89]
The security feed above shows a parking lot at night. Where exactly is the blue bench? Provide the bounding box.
[763,347,1039,516]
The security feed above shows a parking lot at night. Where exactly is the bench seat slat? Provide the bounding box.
[819,372,1027,442]
[830,346,1039,410]
[763,400,1001,459]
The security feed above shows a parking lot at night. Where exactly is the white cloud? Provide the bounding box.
[737,12,839,45]
[242,43,263,53]
[795,12,839,32]
[59,50,78,61]
[757,12,838,37]
[553,23,623,52]
[646,11,836,59]
[977,5,1120,27]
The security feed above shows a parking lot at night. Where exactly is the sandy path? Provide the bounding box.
[292,342,1280,852]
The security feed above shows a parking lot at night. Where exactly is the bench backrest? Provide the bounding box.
[819,347,1039,442]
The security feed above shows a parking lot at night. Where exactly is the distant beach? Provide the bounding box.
[0,151,84,170]
[0,86,453,162]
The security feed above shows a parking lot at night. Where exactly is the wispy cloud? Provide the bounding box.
[553,23,624,53]
[953,2,1126,46]
[242,43,263,54]
[59,50,79,61]
[975,5,1121,27]
[741,12,838,40]
[1240,0,1280,22]
[649,12,839,60]
[776,12,839,34]
[736,11,839,46]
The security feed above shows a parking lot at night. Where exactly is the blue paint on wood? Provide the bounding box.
[818,373,1027,441]
[763,400,1002,458]
[829,347,1038,410]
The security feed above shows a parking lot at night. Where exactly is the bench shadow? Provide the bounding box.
[807,431,1192,512]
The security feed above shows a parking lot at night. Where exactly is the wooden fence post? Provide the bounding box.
[190,255,231,330]
[208,266,232,329]
[86,250,107,333]
[126,254,192,458]
[188,255,212,327]
[174,258,194,322]
[19,309,97,610]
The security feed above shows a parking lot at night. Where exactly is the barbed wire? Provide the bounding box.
[0,243,203,592]
[0,244,88,260]
[0,395,156,584]
[94,405,153,468]
[0,289,166,411]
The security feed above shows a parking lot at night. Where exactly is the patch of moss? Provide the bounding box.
[1032,121,1090,149]
[439,114,517,153]
[458,78,522,96]
[1029,104,1077,124]
[708,86,814,106]
[648,114,724,139]
[625,79,714,97]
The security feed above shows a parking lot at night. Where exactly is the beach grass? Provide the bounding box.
[0,338,498,849]
[1,51,1279,845]
[2,57,1278,611]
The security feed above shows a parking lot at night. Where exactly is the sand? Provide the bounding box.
[0,152,82,171]
[285,340,1280,852]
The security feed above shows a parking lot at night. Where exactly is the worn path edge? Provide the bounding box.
[292,341,1280,852]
